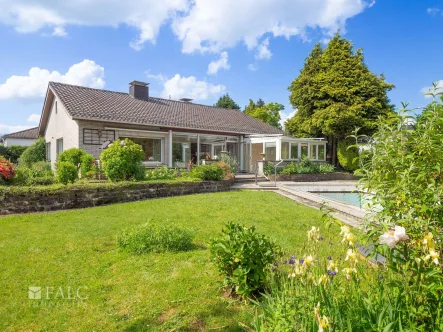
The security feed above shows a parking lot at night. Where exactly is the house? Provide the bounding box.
[38,81,327,171]
[2,127,39,147]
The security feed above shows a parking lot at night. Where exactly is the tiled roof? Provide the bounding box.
[49,82,284,135]
[3,127,39,139]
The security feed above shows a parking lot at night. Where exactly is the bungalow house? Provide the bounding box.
[38,81,327,172]
[2,127,39,147]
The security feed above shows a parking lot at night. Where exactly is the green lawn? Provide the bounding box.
[0,191,342,331]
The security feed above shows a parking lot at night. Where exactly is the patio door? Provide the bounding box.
[213,144,224,159]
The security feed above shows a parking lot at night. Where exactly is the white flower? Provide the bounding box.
[379,225,409,248]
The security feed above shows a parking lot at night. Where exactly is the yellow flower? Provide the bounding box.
[304,255,314,266]
[319,315,330,328]
[414,257,421,264]
[317,274,328,287]
[307,226,321,242]
[345,249,358,264]
[423,233,436,250]
[425,250,440,265]
[340,225,350,236]
[343,267,357,280]
[344,232,357,246]
[327,260,336,272]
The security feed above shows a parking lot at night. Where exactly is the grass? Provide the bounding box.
[0,191,344,331]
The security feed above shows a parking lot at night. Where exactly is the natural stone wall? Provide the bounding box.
[267,172,359,182]
[0,180,233,216]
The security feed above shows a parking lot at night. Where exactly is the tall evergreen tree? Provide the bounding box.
[215,94,241,109]
[286,34,395,164]
[245,101,283,129]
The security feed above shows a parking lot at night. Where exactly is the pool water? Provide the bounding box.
[315,192,362,207]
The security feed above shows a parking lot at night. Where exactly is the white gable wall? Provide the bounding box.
[3,138,36,147]
[44,97,79,168]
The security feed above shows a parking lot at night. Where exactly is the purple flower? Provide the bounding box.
[320,236,324,241]
[378,275,383,280]
[273,261,278,266]
[289,255,296,265]
[327,270,337,276]
[327,256,332,260]
[299,259,304,264]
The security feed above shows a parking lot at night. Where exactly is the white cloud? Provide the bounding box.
[421,80,443,98]
[161,74,225,101]
[255,38,272,60]
[207,52,230,75]
[0,0,188,49]
[52,26,67,37]
[146,72,168,83]
[0,59,105,100]
[279,109,297,129]
[427,8,440,16]
[1,1,370,52]
[27,114,41,124]
[0,124,32,135]
[248,64,258,72]
[173,0,370,54]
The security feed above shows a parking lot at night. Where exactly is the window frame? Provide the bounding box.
[46,142,51,162]
[83,129,115,145]
[56,138,63,158]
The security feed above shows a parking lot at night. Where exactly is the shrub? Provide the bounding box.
[57,148,95,178]
[56,161,78,184]
[0,159,15,184]
[18,138,46,166]
[145,166,177,181]
[216,161,234,180]
[191,164,224,181]
[100,139,145,182]
[219,152,239,173]
[337,138,359,171]
[13,161,54,186]
[118,222,194,254]
[210,222,282,299]
[279,159,335,175]
[0,145,27,163]
[316,163,335,173]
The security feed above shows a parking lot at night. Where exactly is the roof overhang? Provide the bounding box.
[38,86,55,136]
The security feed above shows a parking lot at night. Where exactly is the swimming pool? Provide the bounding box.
[315,192,362,207]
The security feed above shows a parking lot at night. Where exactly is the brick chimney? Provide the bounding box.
[129,81,149,101]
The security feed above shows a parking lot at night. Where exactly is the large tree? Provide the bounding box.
[215,94,241,110]
[245,99,283,129]
[286,34,395,164]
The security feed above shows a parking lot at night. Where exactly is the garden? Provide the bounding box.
[0,138,236,190]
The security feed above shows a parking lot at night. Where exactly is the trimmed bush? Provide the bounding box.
[191,164,224,181]
[56,162,78,185]
[118,222,194,254]
[219,152,239,173]
[100,139,145,182]
[57,148,95,178]
[210,222,282,299]
[145,166,177,181]
[18,138,46,166]
[337,139,359,171]
[14,161,54,186]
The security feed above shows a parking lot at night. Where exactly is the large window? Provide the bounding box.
[56,139,63,158]
[281,142,290,159]
[310,144,317,160]
[46,142,51,162]
[300,143,308,158]
[265,142,276,161]
[83,129,115,145]
[291,143,299,159]
[318,145,326,161]
[123,137,162,162]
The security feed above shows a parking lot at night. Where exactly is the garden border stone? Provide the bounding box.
[0,180,234,215]
[267,172,359,182]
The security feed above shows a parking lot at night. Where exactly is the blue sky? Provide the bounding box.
[0,0,442,134]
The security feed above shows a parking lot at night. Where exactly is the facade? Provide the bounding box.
[38,81,327,171]
[2,127,39,147]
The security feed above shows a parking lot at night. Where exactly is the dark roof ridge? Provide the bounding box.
[3,127,39,138]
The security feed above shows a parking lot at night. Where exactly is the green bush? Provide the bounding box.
[191,164,224,181]
[57,148,95,178]
[219,153,239,173]
[210,222,282,299]
[145,166,177,181]
[18,138,46,166]
[279,159,335,175]
[13,161,54,186]
[100,139,145,182]
[118,222,194,254]
[0,145,27,163]
[56,161,78,185]
[337,139,359,171]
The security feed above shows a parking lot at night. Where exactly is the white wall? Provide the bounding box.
[44,97,79,168]
[4,138,36,147]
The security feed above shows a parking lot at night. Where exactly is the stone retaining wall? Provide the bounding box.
[0,180,233,216]
[268,172,359,182]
